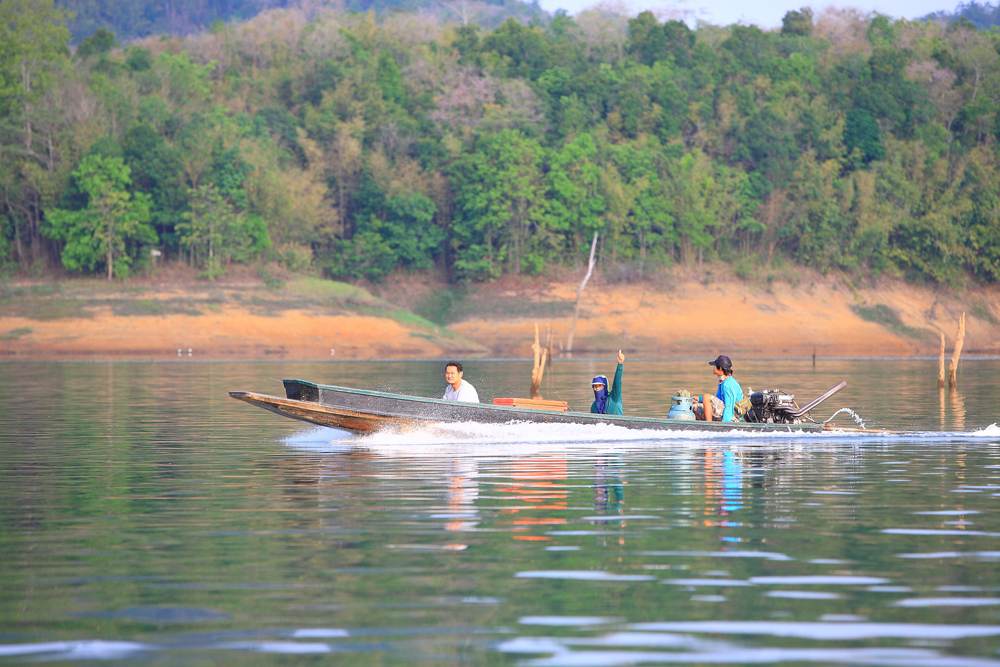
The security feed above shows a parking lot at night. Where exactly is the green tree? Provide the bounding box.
[604,139,676,270]
[44,154,155,279]
[451,130,547,279]
[481,19,551,79]
[669,150,723,265]
[122,123,186,251]
[177,183,269,279]
[546,133,606,253]
[76,28,117,61]
[781,9,813,36]
[844,108,885,165]
[960,149,1000,281]
[0,0,71,267]
[626,12,666,66]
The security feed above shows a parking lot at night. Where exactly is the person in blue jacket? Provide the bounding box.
[590,350,625,415]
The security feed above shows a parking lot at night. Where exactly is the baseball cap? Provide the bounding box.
[708,355,733,371]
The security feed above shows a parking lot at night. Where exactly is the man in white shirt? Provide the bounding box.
[442,361,480,403]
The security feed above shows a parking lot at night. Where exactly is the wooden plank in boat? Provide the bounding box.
[492,397,569,412]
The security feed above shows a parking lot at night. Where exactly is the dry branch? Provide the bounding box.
[530,322,548,399]
[948,312,966,388]
[565,232,598,355]
[938,331,946,389]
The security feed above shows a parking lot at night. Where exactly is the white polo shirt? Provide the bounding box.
[443,379,480,403]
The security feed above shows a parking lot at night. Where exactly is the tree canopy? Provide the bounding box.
[1,3,998,285]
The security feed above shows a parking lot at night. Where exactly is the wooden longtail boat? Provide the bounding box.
[229,379,838,434]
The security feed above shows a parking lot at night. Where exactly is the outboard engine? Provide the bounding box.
[746,389,800,424]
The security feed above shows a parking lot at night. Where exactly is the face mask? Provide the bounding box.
[592,376,609,413]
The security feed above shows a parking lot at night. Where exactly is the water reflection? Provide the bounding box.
[499,457,568,542]
[443,458,479,534]
[0,361,999,665]
[701,450,745,544]
[951,388,967,431]
[593,455,625,514]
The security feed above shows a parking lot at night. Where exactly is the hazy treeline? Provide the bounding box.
[58,0,295,41]
[924,1,1000,29]
[56,0,545,41]
[1,0,998,283]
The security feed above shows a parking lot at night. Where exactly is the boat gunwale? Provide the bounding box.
[283,378,825,432]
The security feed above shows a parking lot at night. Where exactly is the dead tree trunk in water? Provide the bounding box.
[530,323,549,399]
[938,332,946,389]
[565,232,598,355]
[948,312,966,388]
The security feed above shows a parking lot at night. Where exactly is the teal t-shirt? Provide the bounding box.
[715,375,744,422]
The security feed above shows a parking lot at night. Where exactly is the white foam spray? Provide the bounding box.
[281,421,1000,457]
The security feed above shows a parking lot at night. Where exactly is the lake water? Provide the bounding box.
[1,358,999,665]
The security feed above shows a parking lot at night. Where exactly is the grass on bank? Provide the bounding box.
[1,327,32,340]
[0,275,486,351]
[412,286,574,325]
[850,303,934,341]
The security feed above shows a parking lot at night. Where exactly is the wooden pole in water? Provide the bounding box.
[938,332,946,389]
[948,312,966,388]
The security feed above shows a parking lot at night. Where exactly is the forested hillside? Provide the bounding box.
[925,1,1000,28]
[56,0,546,41]
[1,1,998,285]
[58,0,293,40]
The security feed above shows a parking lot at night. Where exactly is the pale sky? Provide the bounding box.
[539,0,956,28]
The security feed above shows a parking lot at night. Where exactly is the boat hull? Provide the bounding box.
[229,379,829,434]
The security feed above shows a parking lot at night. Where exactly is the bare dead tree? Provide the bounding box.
[938,331,946,389]
[948,312,966,388]
[530,322,548,399]
[565,232,598,355]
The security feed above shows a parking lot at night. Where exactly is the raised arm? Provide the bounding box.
[609,350,624,401]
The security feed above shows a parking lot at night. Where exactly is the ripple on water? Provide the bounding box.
[506,645,993,666]
[662,578,752,587]
[893,598,1000,608]
[516,571,656,582]
[80,606,229,623]
[766,591,842,600]
[519,616,617,626]
[567,631,712,649]
[638,550,792,561]
[882,529,1000,537]
[0,641,150,660]
[291,629,350,638]
[748,576,889,585]
[897,551,1000,560]
[217,641,332,654]
[580,515,661,522]
[627,621,1000,640]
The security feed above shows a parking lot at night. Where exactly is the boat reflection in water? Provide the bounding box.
[498,457,569,542]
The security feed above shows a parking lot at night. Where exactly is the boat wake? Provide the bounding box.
[282,421,1000,456]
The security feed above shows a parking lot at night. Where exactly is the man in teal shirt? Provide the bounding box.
[694,355,744,422]
[590,350,625,415]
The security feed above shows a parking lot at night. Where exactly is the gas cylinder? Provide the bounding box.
[667,394,695,420]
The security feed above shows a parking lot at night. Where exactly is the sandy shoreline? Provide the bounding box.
[1,275,998,360]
